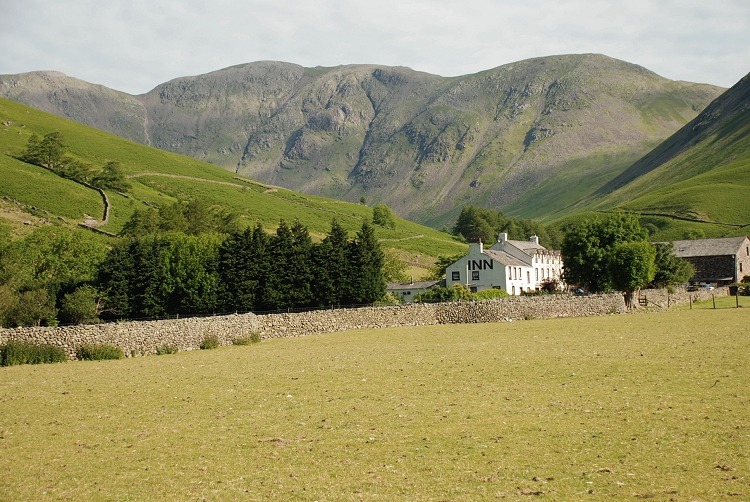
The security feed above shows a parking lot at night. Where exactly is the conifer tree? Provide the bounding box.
[260,220,295,310]
[348,221,385,304]
[288,219,314,308]
[217,223,268,312]
[314,219,351,306]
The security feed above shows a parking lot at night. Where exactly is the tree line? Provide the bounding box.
[452,205,563,249]
[21,131,130,191]
[0,214,386,326]
[99,218,385,320]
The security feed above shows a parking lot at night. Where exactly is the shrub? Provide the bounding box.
[233,332,261,345]
[155,344,178,355]
[59,285,102,325]
[472,288,509,301]
[76,343,124,361]
[200,334,220,350]
[0,341,67,366]
[414,286,458,303]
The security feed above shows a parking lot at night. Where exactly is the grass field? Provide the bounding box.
[1,309,748,500]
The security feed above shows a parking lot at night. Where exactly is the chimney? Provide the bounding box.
[530,235,539,245]
[470,237,484,254]
[498,232,508,243]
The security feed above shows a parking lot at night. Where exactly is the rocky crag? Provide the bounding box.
[0,55,724,226]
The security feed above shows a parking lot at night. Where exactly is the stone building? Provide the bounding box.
[445,233,563,295]
[671,235,750,286]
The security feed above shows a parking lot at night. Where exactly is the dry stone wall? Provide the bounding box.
[637,287,727,309]
[1,294,629,360]
[0,313,262,360]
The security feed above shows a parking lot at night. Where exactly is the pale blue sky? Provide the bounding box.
[1,0,748,94]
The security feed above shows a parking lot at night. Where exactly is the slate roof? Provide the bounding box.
[483,249,528,267]
[506,239,545,252]
[386,280,441,291]
[670,236,749,258]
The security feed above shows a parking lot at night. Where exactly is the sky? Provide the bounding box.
[1,0,748,95]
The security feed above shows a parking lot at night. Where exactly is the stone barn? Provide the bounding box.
[671,235,750,286]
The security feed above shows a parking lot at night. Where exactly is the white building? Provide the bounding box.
[445,233,564,295]
[386,279,442,303]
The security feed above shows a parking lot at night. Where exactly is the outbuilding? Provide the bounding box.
[671,235,750,287]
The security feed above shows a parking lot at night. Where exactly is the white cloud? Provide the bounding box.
[0,0,747,94]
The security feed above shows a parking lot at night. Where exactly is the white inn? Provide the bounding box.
[446,233,564,295]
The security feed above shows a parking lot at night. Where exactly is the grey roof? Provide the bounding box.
[670,236,749,258]
[483,249,528,267]
[386,280,441,291]
[507,239,545,252]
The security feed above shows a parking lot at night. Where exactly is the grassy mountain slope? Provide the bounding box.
[580,72,750,239]
[0,97,465,271]
[0,55,723,228]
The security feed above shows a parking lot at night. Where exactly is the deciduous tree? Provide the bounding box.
[372,204,396,229]
[561,213,648,292]
[609,241,656,308]
[649,243,695,288]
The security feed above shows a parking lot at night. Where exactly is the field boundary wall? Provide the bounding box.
[0,290,721,360]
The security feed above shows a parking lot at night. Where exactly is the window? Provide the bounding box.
[451,271,460,281]
[472,271,480,281]
[526,271,530,282]
[535,269,539,280]
[741,263,744,273]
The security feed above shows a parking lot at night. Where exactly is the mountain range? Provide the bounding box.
[0,54,726,228]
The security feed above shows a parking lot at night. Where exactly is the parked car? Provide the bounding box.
[572,287,588,296]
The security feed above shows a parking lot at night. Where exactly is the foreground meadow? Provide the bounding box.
[1,309,748,500]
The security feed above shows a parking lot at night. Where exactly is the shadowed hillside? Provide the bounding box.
[582,72,750,239]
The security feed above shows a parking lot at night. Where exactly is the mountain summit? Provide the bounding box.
[0,54,723,226]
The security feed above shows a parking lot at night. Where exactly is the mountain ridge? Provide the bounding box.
[0,54,725,227]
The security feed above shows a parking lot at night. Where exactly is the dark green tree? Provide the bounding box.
[217,223,269,312]
[59,285,103,325]
[287,219,314,307]
[259,220,295,310]
[97,239,137,319]
[58,157,94,183]
[453,205,562,248]
[561,213,648,292]
[313,220,351,306]
[22,131,66,169]
[425,253,466,281]
[91,161,131,192]
[609,241,656,308]
[453,206,495,243]
[372,204,397,229]
[120,207,161,236]
[348,221,385,304]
